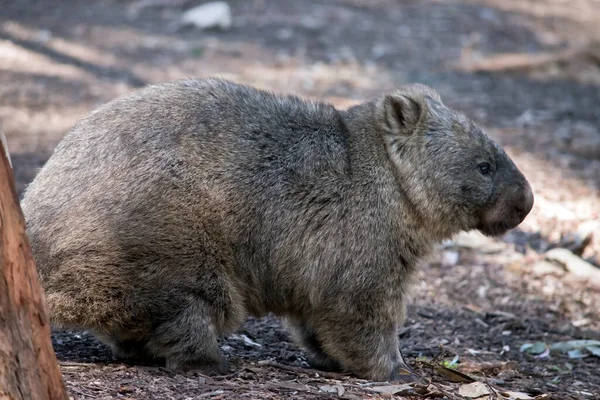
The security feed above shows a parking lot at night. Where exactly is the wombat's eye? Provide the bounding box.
[478,162,492,176]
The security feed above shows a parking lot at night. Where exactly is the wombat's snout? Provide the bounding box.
[504,181,534,230]
[479,180,534,236]
[515,183,534,223]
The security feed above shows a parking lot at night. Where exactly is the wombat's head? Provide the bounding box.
[376,84,533,238]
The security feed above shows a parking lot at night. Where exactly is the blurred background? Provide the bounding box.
[1,0,599,397]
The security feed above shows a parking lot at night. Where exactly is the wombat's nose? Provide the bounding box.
[515,184,534,222]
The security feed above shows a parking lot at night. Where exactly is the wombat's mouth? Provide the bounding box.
[477,222,512,236]
[477,184,534,237]
[477,220,517,237]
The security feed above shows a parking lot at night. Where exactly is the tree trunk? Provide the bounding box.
[0,142,67,399]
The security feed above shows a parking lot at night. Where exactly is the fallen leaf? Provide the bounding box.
[567,349,588,359]
[532,395,552,399]
[458,382,491,398]
[586,346,600,357]
[275,381,313,392]
[452,231,505,254]
[520,342,547,355]
[434,364,476,382]
[318,383,346,396]
[369,384,415,395]
[535,347,550,359]
[520,343,533,352]
[421,384,446,398]
[549,340,600,353]
[318,385,336,393]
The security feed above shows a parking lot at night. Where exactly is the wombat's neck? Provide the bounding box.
[341,103,456,246]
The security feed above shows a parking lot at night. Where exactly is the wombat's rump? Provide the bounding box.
[21,78,533,381]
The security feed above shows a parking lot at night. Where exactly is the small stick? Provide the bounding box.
[257,361,351,380]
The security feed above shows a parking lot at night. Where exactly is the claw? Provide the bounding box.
[390,362,421,383]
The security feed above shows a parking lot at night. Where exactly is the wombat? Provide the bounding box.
[21,78,533,382]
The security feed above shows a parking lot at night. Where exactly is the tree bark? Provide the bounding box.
[0,142,67,399]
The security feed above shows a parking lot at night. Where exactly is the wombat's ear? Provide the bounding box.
[377,93,424,135]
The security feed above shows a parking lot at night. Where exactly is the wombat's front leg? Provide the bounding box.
[146,300,228,375]
[286,319,342,372]
[314,309,420,382]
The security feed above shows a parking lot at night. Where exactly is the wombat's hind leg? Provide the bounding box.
[108,338,166,367]
[147,301,228,375]
[287,319,342,372]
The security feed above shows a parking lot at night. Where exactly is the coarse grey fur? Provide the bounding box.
[21,78,533,381]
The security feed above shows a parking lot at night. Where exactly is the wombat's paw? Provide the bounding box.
[389,362,421,383]
[109,339,166,367]
[306,353,343,373]
[166,357,229,375]
[115,353,166,367]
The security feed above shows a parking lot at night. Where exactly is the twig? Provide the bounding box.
[59,361,102,368]
[212,367,256,381]
[427,381,466,400]
[256,361,351,380]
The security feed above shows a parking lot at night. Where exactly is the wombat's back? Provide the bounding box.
[21,78,349,329]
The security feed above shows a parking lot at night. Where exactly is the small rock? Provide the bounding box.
[442,250,460,266]
[545,248,600,282]
[181,2,232,30]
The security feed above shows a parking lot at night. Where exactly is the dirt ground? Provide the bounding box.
[1,0,599,399]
